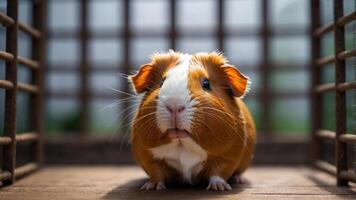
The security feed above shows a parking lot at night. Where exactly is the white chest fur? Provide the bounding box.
[150,138,207,183]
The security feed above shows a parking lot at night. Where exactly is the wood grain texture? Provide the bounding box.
[1,166,355,200]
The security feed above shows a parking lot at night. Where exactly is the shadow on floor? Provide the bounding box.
[306,171,355,198]
[104,178,250,200]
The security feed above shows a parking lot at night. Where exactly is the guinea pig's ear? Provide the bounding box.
[129,64,154,94]
[221,64,250,97]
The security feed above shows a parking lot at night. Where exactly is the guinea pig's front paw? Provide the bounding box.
[206,176,232,191]
[140,181,166,190]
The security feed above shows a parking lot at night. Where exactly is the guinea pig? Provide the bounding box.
[129,51,256,191]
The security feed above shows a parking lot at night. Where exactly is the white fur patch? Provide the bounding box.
[156,54,197,133]
[150,137,207,183]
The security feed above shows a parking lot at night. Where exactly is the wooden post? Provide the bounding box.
[333,0,348,186]
[2,0,18,185]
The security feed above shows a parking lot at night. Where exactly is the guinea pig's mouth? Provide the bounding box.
[166,128,191,140]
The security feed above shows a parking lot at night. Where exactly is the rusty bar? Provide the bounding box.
[217,0,224,51]
[337,11,356,26]
[310,0,322,167]
[0,51,14,61]
[315,55,335,66]
[0,80,14,89]
[337,49,356,60]
[120,0,132,132]
[169,0,176,50]
[260,0,271,136]
[0,136,12,145]
[315,83,335,93]
[30,0,46,167]
[339,171,356,183]
[2,0,18,186]
[333,0,348,186]
[0,11,15,27]
[18,22,41,39]
[314,160,337,175]
[0,171,12,182]
[16,132,39,142]
[316,129,336,140]
[313,22,333,36]
[17,82,39,93]
[14,163,39,179]
[18,56,40,69]
[79,0,89,136]
[339,134,356,143]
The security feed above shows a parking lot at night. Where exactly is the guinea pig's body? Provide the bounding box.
[130,51,256,191]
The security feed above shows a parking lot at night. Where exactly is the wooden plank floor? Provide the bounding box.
[1,166,355,200]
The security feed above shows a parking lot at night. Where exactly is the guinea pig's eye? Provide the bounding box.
[159,78,166,87]
[201,78,211,91]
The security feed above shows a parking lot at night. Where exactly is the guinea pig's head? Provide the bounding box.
[129,51,250,152]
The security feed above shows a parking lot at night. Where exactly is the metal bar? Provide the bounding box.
[0,171,12,182]
[260,0,271,136]
[120,0,132,132]
[217,0,224,51]
[79,0,89,136]
[313,22,333,36]
[315,83,335,93]
[339,171,356,183]
[17,82,39,93]
[337,49,356,60]
[14,163,39,178]
[0,136,12,145]
[0,11,15,27]
[333,0,348,186]
[18,22,41,39]
[169,0,176,50]
[310,0,322,169]
[30,0,46,167]
[47,27,308,39]
[0,51,14,61]
[18,56,40,69]
[339,134,356,143]
[337,11,356,26]
[46,90,307,100]
[315,55,335,66]
[2,0,18,186]
[337,81,356,90]
[313,160,337,176]
[16,132,39,142]
[0,80,14,89]
[316,129,335,140]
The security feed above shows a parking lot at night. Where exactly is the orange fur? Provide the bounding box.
[130,51,256,185]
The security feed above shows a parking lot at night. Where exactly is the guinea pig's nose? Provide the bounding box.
[166,104,186,113]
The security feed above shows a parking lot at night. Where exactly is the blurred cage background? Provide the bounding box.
[0,0,355,165]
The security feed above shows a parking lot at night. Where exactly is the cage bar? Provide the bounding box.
[18,22,41,39]
[79,0,89,136]
[169,0,176,50]
[310,0,322,170]
[333,0,348,186]
[2,0,19,186]
[260,0,271,136]
[315,55,335,66]
[0,11,15,27]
